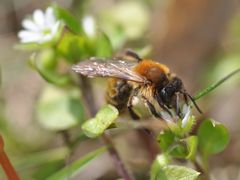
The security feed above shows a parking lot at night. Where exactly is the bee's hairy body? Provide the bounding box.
[106,56,186,119]
[72,50,202,120]
[106,78,132,112]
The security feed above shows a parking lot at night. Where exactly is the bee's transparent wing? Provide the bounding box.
[72,58,146,83]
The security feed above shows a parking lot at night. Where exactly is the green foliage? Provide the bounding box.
[37,85,85,131]
[185,136,198,160]
[157,130,175,152]
[167,115,196,137]
[194,68,240,100]
[56,32,89,63]
[150,154,170,180]
[53,4,83,34]
[14,2,235,179]
[157,131,198,160]
[14,147,69,169]
[47,146,107,180]
[94,32,113,57]
[32,160,65,180]
[151,156,200,180]
[29,51,72,86]
[198,119,229,156]
[82,105,119,138]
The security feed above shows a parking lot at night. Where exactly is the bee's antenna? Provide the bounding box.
[125,49,142,62]
[186,93,203,114]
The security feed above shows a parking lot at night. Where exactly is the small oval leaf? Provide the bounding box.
[150,154,170,180]
[151,163,200,180]
[82,105,119,138]
[198,119,229,155]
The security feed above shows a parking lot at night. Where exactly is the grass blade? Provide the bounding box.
[194,68,240,100]
[47,146,107,180]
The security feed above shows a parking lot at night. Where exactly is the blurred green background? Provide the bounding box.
[0,0,240,179]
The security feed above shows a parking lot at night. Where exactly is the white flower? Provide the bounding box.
[18,7,61,44]
[181,104,191,128]
[82,16,96,37]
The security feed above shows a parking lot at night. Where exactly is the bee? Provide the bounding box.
[72,50,202,120]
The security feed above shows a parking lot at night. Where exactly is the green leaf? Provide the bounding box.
[169,144,188,159]
[157,130,175,152]
[167,122,182,137]
[82,105,119,138]
[102,24,126,50]
[198,119,229,155]
[185,136,198,160]
[151,164,200,180]
[150,154,170,180]
[53,5,83,34]
[56,32,90,63]
[94,32,113,57]
[30,52,72,86]
[37,85,85,131]
[47,146,107,180]
[40,49,58,70]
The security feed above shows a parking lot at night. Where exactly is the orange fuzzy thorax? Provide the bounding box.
[133,59,170,81]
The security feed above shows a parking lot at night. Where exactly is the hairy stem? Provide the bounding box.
[79,75,133,180]
[194,68,240,100]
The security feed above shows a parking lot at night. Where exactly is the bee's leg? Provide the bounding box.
[155,94,173,117]
[127,87,141,120]
[142,96,162,119]
[183,92,188,105]
[181,90,202,114]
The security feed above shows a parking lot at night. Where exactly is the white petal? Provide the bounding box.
[51,21,60,35]
[18,30,42,43]
[82,16,96,37]
[181,106,191,128]
[33,9,45,29]
[45,7,56,27]
[40,34,53,43]
[22,19,39,32]
[182,104,189,115]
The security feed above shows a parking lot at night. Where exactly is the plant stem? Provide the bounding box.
[194,68,240,100]
[192,160,210,180]
[79,75,133,180]
[0,135,20,180]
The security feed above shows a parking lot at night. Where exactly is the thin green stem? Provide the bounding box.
[194,68,240,100]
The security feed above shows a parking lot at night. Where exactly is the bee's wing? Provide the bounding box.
[72,58,146,83]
